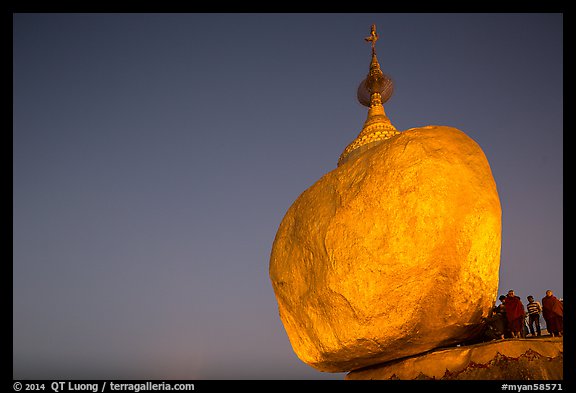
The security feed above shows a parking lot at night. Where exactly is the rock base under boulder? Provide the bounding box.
[346,337,563,380]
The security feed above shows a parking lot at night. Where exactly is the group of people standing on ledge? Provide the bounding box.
[487,289,563,340]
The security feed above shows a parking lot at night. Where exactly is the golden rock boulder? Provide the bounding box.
[269,125,502,372]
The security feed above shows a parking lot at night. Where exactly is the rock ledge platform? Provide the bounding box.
[346,337,563,380]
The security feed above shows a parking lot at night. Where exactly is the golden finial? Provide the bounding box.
[338,24,400,166]
[364,24,378,55]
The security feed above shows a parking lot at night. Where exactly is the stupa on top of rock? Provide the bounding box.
[269,24,502,373]
[339,24,399,166]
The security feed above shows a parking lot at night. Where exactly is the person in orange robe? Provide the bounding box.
[504,289,525,338]
[542,290,563,337]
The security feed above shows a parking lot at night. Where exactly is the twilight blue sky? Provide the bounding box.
[13,13,562,379]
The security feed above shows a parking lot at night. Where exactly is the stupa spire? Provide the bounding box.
[338,24,400,166]
[365,23,379,55]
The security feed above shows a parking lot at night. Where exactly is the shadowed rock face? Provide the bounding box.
[346,337,563,380]
[270,126,502,372]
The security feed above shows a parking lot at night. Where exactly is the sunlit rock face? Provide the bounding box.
[269,125,501,372]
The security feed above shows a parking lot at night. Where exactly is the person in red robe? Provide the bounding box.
[542,290,563,337]
[504,290,526,338]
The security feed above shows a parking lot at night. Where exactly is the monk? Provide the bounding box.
[504,290,525,338]
[542,290,563,337]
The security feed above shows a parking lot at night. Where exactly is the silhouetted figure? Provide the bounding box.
[504,290,525,338]
[526,295,542,337]
[542,290,563,337]
[488,295,508,340]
